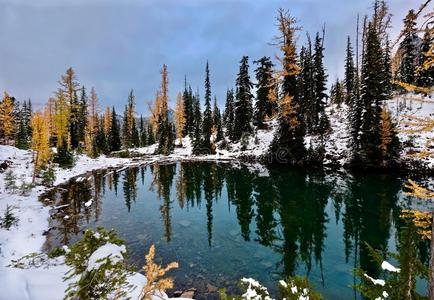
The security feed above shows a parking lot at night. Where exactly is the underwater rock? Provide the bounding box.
[178,219,192,227]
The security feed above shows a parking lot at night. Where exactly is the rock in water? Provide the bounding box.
[178,219,192,227]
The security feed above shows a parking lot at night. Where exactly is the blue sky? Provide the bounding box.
[0,0,428,115]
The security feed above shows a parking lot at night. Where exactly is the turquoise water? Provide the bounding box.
[43,162,429,299]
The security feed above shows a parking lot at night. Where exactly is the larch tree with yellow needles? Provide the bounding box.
[140,244,178,300]
[31,111,51,182]
[174,92,186,146]
[0,92,16,145]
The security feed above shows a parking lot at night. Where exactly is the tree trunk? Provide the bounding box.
[429,211,434,300]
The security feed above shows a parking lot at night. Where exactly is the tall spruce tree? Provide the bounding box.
[233,56,253,141]
[192,91,202,151]
[212,96,224,142]
[269,9,306,164]
[313,32,329,134]
[397,9,418,85]
[139,115,147,147]
[201,61,213,151]
[416,30,434,88]
[357,22,384,165]
[299,36,315,131]
[223,89,235,139]
[122,104,131,149]
[77,86,88,149]
[344,36,355,105]
[183,78,194,136]
[108,107,121,152]
[254,56,275,126]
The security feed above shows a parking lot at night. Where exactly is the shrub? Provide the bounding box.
[63,227,133,300]
[0,205,19,230]
[4,170,17,192]
[40,165,56,187]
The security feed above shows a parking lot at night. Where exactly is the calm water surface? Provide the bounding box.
[42,162,429,299]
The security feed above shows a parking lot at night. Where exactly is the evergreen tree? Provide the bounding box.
[182,78,194,136]
[299,36,315,131]
[16,101,31,149]
[233,56,253,141]
[344,36,355,104]
[77,86,88,148]
[313,32,329,134]
[223,89,235,139]
[139,115,147,147]
[416,30,434,88]
[201,61,213,151]
[330,79,345,105]
[212,97,223,142]
[269,9,306,164]
[122,105,131,149]
[147,124,155,145]
[191,92,202,152]
[108,107,121,152]
[397,9,418,84]
[357,22,384,165]
[381,39,393,100]
[85,87,99,156]
[95,118,108,154]
[254,56,275,126]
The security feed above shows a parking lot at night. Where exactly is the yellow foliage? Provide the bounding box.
[174,92,186,144]
[140,244,178,300]
[0,92,16,143]
[379,107,394,156]
[401,209,432,240]
[31,111,51,173]
[54,90,70,148]
[104,106,112,135]
[393,81,433,94]
[85,87,100,155]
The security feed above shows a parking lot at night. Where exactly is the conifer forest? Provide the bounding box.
[0,0,433,299]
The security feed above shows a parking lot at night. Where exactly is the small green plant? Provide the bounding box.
[4,170,17,192]
[64,227,133,300]
[0,205,19,230]
[18,176,34,196]
[47,247,66,258]
[40,165,56,186]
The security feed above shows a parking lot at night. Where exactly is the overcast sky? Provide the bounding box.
[0,0,430,115]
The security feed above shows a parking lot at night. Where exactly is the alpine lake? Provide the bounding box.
[41,161,429,299]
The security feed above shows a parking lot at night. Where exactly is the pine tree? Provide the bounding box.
[233,56,253,141]
[313,32,329,134]
[31,111,51,181]
[0,92,16,144]
[223,89,235,139]
[269,9,306,164]
[183,78,194,136]
[330,79,345,105]
[77,86,88,149]
[15,101,31,149]
[212,97,223,142]
[174,92,186,146]
[357,22,384,165]
[254,56,275,126]
[397,9,418,85]
[299,36,315,131]
[201,61,213,151]
[94,118,108,154]
[147,124,155,145]
[108,107,121,152]
[344,36,355,104]
[416,30,434,88]
[191,92,202,151]
[122,105,131,149]
[139,115,147,147]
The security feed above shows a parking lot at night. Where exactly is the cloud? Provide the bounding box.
[0,0,429,114]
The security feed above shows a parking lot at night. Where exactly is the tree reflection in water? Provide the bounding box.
[42,162,429,299]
